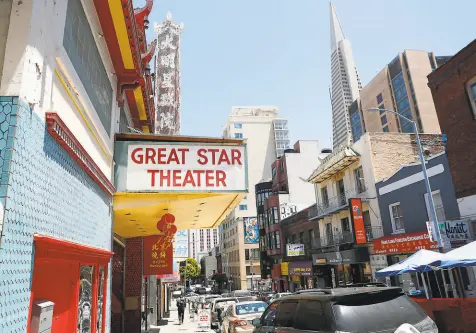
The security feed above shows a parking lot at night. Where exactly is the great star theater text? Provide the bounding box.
[130,147,243,188]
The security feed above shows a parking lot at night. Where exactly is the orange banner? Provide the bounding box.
[143,235,173,276]
[349,198,367,244]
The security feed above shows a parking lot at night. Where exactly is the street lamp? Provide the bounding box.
[367,108,443,252]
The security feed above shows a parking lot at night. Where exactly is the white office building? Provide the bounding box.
[188,228,219,262]
[330,2,362,150]
[220,106,290,289]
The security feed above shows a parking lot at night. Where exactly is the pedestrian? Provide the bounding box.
[176,297,186,325]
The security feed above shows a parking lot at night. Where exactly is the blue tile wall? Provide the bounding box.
[0,97,113,332]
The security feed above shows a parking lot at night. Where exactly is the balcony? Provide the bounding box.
[312,231,355,249]
[310,188,368,220]
[365,225,384,241]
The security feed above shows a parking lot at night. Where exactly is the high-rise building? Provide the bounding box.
[349,50,449,142]
[219,107,290,289]
[329,2,362,150]
[154,12,183,135]
[189,228,219,262]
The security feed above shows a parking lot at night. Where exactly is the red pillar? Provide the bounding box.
[124,237,143,333]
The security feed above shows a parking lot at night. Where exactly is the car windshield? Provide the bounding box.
[235,302,268,315]
[333,291,427,333]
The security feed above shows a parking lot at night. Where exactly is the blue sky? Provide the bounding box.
[143,0,475,148]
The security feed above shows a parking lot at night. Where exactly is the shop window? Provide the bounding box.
[275,301,298,327]
[295,300,326,331]
[389,202,405,233]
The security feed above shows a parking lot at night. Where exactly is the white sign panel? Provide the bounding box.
[287,244,305,256]
[126,145,246,191]
[197,309,211,330]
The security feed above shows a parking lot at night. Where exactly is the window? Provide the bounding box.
[389,203,405,232]
[379,103,386,114]
[275,231,281,249]
[381,114,388,126]
[273,207,279,224]
[466,80,476,118]
[261,303,278,326]
[280,160,286,173]
[63,0,113,135]
[234,133,243,139]
[376,93,383,105]
[239,205,247,211]
[299,232,304,243]
[394,85,408,102]
[308,229,315,248]
[383,125,389,132]
[354,166,366,193]
[424,190,446,222]
[295,300,326,331]
[392,72,405,90]
[234,123,243,129]
[275,301,297,327]
[321,186,329,207]
[245,249,250,260]
[341,217,350,232]
[272,167,277,179]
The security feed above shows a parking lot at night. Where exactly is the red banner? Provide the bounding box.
[349,198,367,244]
[373,231,438,255]
[143,235,173,276]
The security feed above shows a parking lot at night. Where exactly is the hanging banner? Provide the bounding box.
[286,244,305,256]
[244,217,259,244]
[349,198,367,244]
[143,235,174,275]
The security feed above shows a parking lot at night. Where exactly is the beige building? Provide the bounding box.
[349,50,451,141]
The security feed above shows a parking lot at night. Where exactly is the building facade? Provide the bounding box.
[0,0,155,332]
[257,141,321,284]
[330,2,362,149]
[220,106,289,289]
[307,132,445,287]
[427,39,476,223]
[189,228,219,262]
[350,50,449,142]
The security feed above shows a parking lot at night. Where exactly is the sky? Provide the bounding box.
[142,0,475,148]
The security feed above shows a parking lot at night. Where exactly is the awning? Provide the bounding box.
[307,146,360,183]
[376,249,444,278]
[429,240,476,268]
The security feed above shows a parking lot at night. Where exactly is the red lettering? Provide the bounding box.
[182,170,196,187]
[231,149,242,165]
[178,148,189,164]
[216,170,227,187]
[205,170,214,187]
[193,170,205,186]
[197,149,208,165]
[168,149,180,164]
[131,148,144,164]
[157,148,167,164]
[209,148,219,165]
[173,170,182,186]
[218,149,231,165]
[148,170,159,186]
[145,148,156,164]
[160,170,171,187]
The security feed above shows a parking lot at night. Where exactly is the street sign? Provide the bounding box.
[197,309,211,331]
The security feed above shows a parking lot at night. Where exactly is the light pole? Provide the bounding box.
[251,261,255,291]
[367,108,443,252]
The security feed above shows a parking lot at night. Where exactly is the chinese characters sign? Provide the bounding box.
[143,235,173,275]
[154,13,183,135]
[126,144,246,191]
[349,198,367,244]
[372,231,438,255]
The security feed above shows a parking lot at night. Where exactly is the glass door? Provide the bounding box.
[78,266,94,333]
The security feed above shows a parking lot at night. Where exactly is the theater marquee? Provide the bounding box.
[126,144,247,192]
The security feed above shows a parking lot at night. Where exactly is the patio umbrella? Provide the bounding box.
[430,240,476,268]
[375,249,445,278]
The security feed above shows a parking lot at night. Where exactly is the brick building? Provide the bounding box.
[427,39,476,222]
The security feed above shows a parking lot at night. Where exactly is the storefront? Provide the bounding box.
[288,261,313,292]
[312,247,371,288]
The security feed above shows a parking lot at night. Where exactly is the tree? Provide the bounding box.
[179,258,201,279]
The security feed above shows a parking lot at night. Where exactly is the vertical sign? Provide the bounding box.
[154,12,184,135]
[349,198,367,244]
[243,217,259,244]
[143,235,173,275]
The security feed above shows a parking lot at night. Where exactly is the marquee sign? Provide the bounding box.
[126,144,247,191]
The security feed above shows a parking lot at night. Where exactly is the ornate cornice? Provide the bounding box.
[45,112,116,198]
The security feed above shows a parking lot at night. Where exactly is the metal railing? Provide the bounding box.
[312,187,368,219]
[312,231,355,249]
[365,225,384,241]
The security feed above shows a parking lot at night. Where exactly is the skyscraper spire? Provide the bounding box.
[330,2,345,51]
[329,2,362,149]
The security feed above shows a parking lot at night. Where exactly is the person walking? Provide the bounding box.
[176,297,186,325]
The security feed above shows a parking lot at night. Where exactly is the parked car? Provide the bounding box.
[221,301,268,333]
[268,292,292,303]
[260,292,276,303]
[251,287,438,333]
[250,291,260,301]
[210,297,239,329]
[231,289,253,302]
[198,294,222,310]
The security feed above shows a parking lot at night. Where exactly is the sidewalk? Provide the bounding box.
[142,304,215,333]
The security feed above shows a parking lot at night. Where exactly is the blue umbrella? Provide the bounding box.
[429,240,476,268]
[376,249,445,278]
